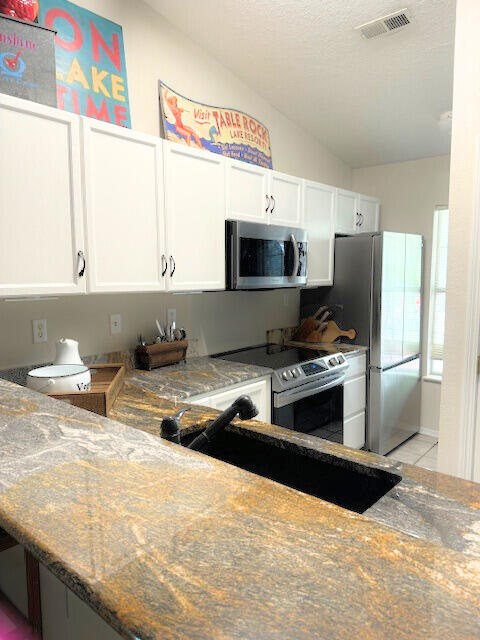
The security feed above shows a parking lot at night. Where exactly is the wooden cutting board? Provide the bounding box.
[305,321,356,344]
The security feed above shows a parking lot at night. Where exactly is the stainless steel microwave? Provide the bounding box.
[226,220,308,290]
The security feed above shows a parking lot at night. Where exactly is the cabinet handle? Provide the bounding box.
[265,195,271,212]
[161,254,168,277]
[355,212,360,227]
[270,195,276,214]
[77,250,86,277]
[170,256,176,278]
[359,213,364,226]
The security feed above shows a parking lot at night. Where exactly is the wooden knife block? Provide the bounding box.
[135,340,188,370]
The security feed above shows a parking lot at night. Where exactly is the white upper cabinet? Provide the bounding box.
[0,95,86,297]
[303,181,336,287]
[336,189,380,235]
[268,170,303,227]
[226,159,270,224]
[82,119,166,293]
[0,95,381,298]
[164,143,226,291]
[336,189,358,235]
[357,194,380,232]
[225,163,303,228]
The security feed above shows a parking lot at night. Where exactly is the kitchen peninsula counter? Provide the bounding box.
[1,378,480,639]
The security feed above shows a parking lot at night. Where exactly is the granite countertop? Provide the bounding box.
[0,354,272,401]
[121,355,272,401]
[1,378,480,639]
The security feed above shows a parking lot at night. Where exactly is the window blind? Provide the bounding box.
[429,208,449,376]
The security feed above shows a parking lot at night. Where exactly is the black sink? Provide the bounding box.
[182,427,401,514]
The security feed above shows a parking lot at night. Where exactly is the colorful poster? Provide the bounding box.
[159,82,272,169]
[38,0,131,127]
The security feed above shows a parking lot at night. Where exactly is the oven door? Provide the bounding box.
[227,220,307,289]
[273,375,345,444]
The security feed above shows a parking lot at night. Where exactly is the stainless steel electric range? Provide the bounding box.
[215,344,350,445]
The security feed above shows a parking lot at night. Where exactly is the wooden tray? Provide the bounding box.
[135,340,188,370]
[48,363,125,417]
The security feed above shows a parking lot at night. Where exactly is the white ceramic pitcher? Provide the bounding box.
[54,338,84,365]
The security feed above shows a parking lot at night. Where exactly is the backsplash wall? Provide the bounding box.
[0,289,299,368]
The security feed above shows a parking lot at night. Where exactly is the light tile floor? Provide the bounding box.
[386,434,438,471]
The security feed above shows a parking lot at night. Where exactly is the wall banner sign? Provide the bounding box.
[38,0,131,127]
[159,82,272,169]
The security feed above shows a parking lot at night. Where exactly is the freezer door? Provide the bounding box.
[368,357,421,455]
[371,232,406,369]
[403,234,423,359]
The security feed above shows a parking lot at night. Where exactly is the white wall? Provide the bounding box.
[0,0,353,369]
[353,154,451,435]
[0,289,300,369]
[68,0,352,188]
[438,0,480,479]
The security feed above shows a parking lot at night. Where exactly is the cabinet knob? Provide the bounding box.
[77,250,86,277]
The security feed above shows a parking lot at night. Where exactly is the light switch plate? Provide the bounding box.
[110,314,122,335]
[32,319,47,344]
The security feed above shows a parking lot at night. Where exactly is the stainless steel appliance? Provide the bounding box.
[226,220,307,289]
[301,231,424,455]
[215,344,349,444]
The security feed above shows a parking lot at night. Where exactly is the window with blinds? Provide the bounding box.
[428,207,449,377]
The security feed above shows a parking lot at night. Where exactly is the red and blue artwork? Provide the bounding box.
[38,0,131,127]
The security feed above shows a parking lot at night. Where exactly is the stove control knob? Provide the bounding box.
[282,371,291,381]
[291,368,299,378]
[337,355,344,363]
[328,357,337,366]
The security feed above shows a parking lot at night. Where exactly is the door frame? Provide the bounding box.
[457,142,480,480]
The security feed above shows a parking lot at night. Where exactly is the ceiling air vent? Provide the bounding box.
[355,9,411,40]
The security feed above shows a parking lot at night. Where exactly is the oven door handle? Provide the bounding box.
[274,374,346,409]
[290,233,300,278]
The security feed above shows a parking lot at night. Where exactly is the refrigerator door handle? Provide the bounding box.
[369,353,421,373]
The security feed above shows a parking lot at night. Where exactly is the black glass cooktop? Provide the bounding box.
[215,344,331,370]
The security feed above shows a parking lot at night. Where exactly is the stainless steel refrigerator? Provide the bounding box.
[300,232,424,455]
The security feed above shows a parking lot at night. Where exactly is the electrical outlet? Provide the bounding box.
[110,314,122,335]
[167,308,176,326]
[32,319,47,344]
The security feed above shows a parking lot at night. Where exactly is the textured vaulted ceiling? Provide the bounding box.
[146,0,455,168]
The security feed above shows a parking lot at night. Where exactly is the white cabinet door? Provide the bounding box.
[268,171,303,227]
[344,411,366,449]
[208,379,271,423]
[0,95,86,297]
[344,375,366,418]
[335,189,357,235]
[164,143,225,291]
[82,119,166,293]
[357,194,380,232]
[344,354,367,380]
[39,565,69,640]
[303,181,335,286]
[226,159,270,223]
[67,589,123,640]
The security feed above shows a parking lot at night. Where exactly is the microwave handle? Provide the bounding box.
[290,233,300,277]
